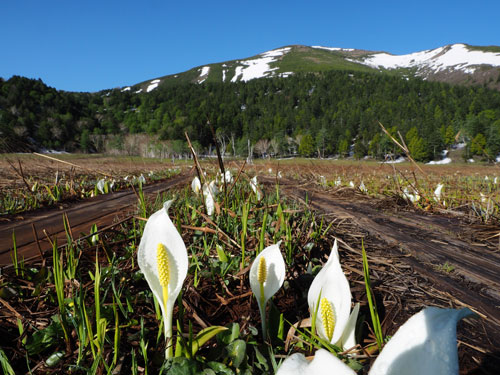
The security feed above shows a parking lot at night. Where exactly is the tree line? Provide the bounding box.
[2,70,500,161]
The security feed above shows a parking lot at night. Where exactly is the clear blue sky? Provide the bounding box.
[1,0,499,92]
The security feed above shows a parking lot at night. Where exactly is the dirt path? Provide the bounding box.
[262,177,500,352]
[0,173,190,265]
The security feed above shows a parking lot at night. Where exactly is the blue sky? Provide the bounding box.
[1,0,499,92]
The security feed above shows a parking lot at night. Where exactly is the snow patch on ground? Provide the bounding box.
[427,157,452,165]
[382,156,406,164]
[352,44,500,75]
[231,47,291,82]
[121,87,131,92]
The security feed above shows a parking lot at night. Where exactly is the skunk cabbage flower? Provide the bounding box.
[224,170,233,183]
[277,307,474,375]
[250,176,262,200]
[319,175,327,186]
[191,176,201,195]
[202,181,217,215]
[359,181,367,193]
[349,181,355,188]
[276,349,355,375]
[369,306,474,375]
[434,183,444,202]
[334,177,342,187]
[249,242,285,337]
[137,200,188,358]
[96,179,106,194]
[403,187,420,203]
[307,240,359,349]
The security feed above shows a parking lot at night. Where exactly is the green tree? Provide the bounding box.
[406,127,430,161]
[470,133,486,156]
[80,129,91,152]
[298,134,315,157]
[486,120,500,158]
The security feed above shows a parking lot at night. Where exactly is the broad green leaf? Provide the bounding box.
[190,326,228,356]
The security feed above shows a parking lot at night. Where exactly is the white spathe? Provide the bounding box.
[96,178,106,194]
[249,242,286,335]
[202,182,216,215]
[191,176,201,195]
[276,349,356,375]
[434,183,444,202]
[307,239,358,349]
[250,176,262,200]
[369,307,474,375]
[250,242,286,307]
[276,306,474,375]
[137,201,189,353]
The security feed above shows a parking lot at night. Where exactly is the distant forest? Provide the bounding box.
[2,71,500,161]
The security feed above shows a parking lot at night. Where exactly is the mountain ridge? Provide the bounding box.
[125,44,500,94]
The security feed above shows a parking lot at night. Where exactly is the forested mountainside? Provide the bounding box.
[2,70,500,161]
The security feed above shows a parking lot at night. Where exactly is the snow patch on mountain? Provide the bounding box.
[231,47,291,82]
[353,44,500,75]
[147,79,161,92]
[198,66,210,84]
[312,46,354,52]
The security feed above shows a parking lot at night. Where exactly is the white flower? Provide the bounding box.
[403,187,420,203]
[191,176,201,195]
[96,179,106,194]
[250,176,262,200]
[334,177,342,187]
[276,349,355,375]
[224,170,233,183]
[136,174,146,185]
[434,183,444,202]
[369,306,474,375]
[307,240,359,349]
[278,171,282,179]
[137,200,188,358]
[249,242,285,337]
[349,181,355,188]
[359,181,367,193]
[202,180,218,215]
[277,307,474,375]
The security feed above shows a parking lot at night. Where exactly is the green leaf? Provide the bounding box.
[26,320,63,355]
[224,339,246,369]
[45,351,65,367]
[190,326,228,356]
[217,323,240,345]
[207,361,234,375]
[0,349,15,375]
[216,244,228,263]
[160,357,199,375]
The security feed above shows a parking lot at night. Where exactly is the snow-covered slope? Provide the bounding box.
[128,44,500,93]
[349,44,500,76]
[229,47,292,82]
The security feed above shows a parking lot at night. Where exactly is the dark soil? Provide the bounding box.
[261,176,500,374]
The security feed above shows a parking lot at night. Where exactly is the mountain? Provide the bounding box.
[126,44,500,94]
